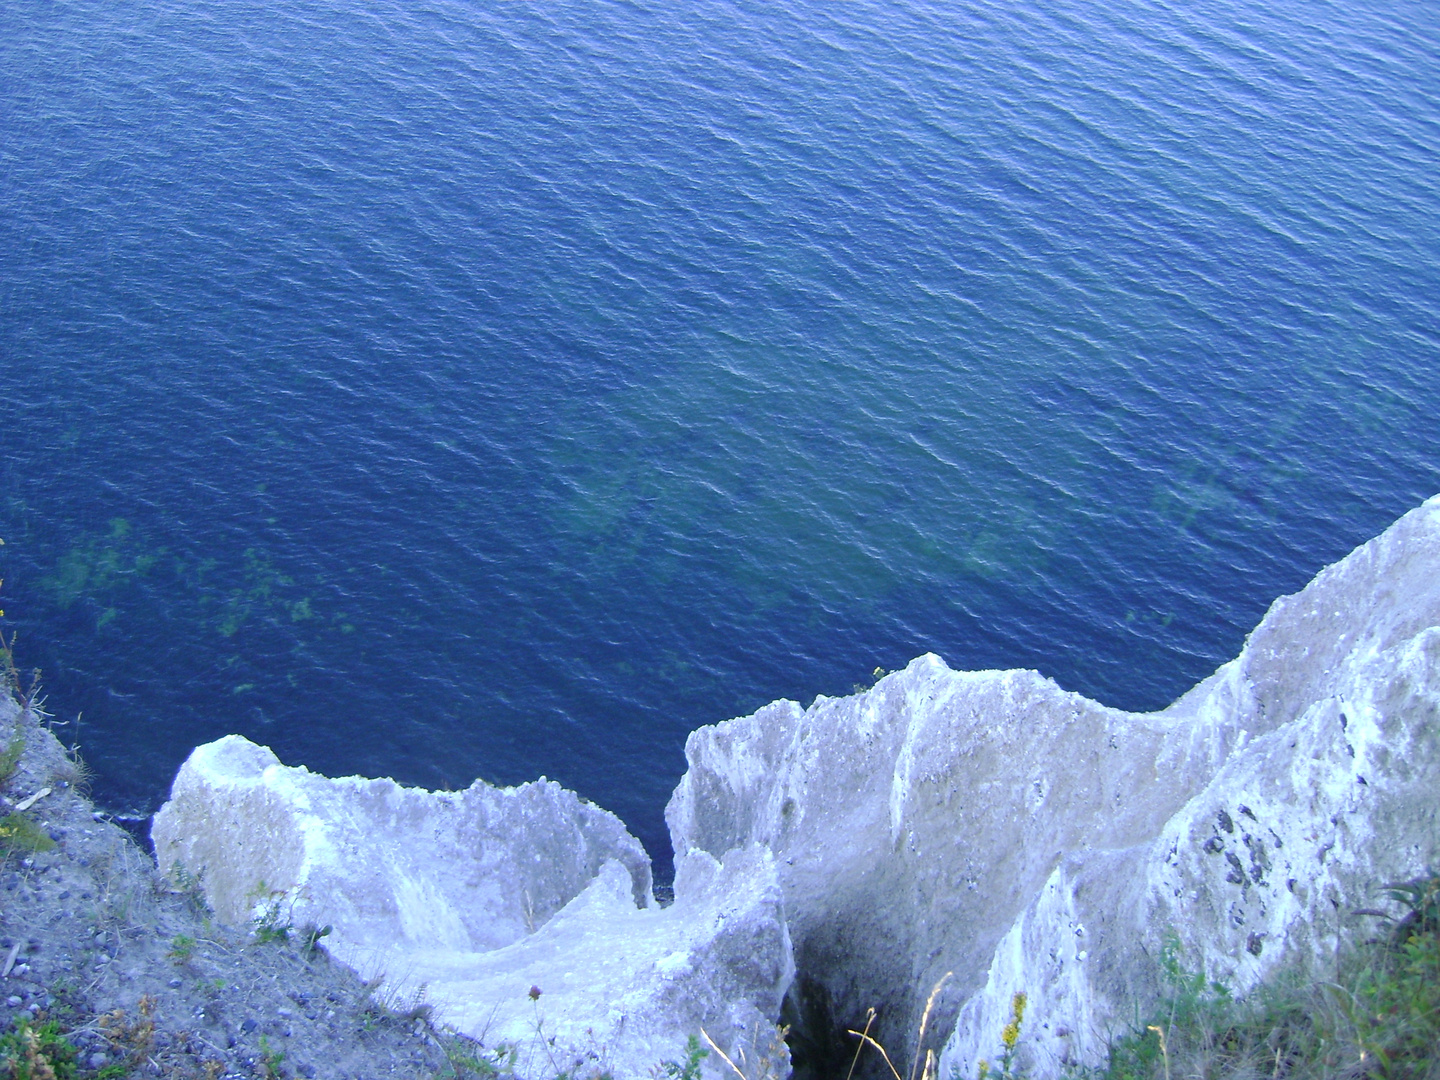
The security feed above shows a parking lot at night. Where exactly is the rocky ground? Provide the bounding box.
[0,694,516,1080]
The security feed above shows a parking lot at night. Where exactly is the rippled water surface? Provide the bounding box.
[3,0,1438,870]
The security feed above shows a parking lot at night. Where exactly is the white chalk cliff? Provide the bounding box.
[153,495,1440,1078]
[670,495,1440,1073]
[152,739,794,1078]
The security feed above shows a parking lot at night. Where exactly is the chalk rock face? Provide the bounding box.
[942,592,1440,1075]
[153,739,794,1076]
[411,845,794,1080]
[153,734,652,950]
[666,659,1239,1061]
[668,495,1440,1066]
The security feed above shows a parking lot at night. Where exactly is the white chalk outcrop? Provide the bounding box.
[152,495,1440,1079]
[941,618,1440,1076]
[153,735,652,949]
[668,495,1440,1072]
[407,845,792,1080]
[940,508,1440,1076]
[152,738,794,1078]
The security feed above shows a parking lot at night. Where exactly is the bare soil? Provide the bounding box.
[1,695,483,1080]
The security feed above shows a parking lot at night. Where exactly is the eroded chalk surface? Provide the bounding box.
[153,739,793,1078]
[668,494,1440,1070]
[155,495,1440,1078]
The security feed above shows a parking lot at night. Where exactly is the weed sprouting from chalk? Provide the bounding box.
[1087,874,1440,1080]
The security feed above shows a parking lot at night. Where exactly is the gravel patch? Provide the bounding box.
[0,694,496,1080]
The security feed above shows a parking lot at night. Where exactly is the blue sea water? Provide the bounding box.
[2,0,1438,875]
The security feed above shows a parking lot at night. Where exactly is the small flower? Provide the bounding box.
[528,985,542,1000]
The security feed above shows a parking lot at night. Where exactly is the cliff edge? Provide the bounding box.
[147,495,1440,1078]
[670,494,1440,1074]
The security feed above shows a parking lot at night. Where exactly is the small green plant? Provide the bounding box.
[168,860,212,916]
[0,1016,79,1080]
[0,619,43,714]
[250,888,294,944]
[436,1033,503,1079]
[1098,939,1255,1080]
[0,813,54,858]
[661,1035,709,1080]
[166,933,197,965]
[1092,882,1440,1080]
[41,980,83,1027]
[49,745,91,797]
[524,989,569,1078]
[1380,870,1440,941]
[395,984,434,1024]
[1344,897,1440,1078]
[975,997,1028,1080]
[257,1035,285,1079]
[300,922,333,956]
[854,667,892,694]
[361,973,435,1028]
[0,733,23,786]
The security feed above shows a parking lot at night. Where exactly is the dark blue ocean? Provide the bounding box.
[2,0,1438,875]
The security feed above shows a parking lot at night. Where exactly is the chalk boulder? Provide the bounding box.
[152,735,652,950]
